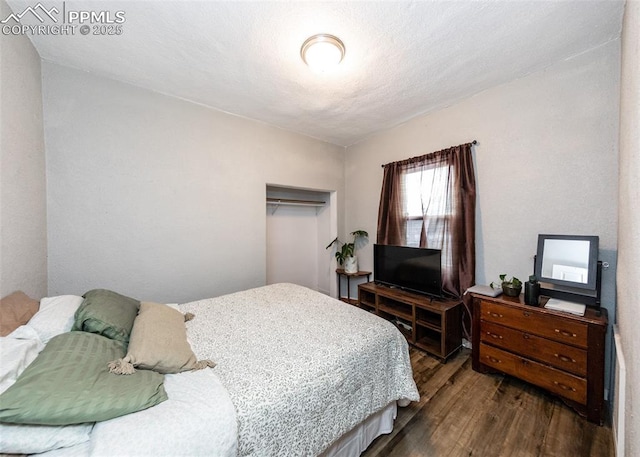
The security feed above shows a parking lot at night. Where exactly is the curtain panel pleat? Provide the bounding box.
[377,161,405,246]
[376,143,476,299]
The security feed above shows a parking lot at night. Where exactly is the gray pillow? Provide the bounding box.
[0,331,167,425]
[72,289,140,343]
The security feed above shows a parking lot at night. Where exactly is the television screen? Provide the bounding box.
[374,244,442,297]
[534,234,599,291]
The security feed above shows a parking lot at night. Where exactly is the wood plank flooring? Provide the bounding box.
[362,348,614,457]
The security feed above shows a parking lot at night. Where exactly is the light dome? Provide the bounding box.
[301,34,345,73]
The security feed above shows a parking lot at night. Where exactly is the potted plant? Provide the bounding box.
[491,274,523,297]
[326,230,369,274]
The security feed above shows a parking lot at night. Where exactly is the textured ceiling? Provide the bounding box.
[7,0,624,146]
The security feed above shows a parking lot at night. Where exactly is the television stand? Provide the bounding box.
[358,282,462,362]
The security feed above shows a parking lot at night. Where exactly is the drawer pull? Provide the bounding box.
[489,312,503,318]
[486,331,503,340]
[523,333,531,340]
[523,311,531,317]
[486,356,501,364]
[555,328,577,338]
[555,354,576,363]
[553,381,577,392]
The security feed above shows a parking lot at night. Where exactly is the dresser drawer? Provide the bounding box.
[479,343,587,404]
[480,321,587,376]
[480,300,588,348]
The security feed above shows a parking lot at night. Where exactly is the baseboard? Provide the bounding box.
[613,325,626,457]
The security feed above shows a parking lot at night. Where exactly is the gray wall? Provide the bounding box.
[616,1,640,455]
[42,63,345,303]
[0,0,47,299]
[345,41,620,391]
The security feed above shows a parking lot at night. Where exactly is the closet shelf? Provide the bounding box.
[266,198,326,214]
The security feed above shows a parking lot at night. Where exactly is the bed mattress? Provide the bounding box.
[21,283,419,456]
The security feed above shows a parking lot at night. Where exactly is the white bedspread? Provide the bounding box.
[181,283,419,457]
[36,368,237,457]
[35,283,418,457]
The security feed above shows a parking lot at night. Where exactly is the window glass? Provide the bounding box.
[403,167,451,251]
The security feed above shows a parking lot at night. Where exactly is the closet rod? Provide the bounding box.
[266,198,326,206]
[267,198,326,215]
[380,140,477,168]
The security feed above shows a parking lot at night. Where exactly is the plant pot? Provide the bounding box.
[502,283,522,297]
[344,256,358,274]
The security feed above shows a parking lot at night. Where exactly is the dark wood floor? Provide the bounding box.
[362,348,614,457]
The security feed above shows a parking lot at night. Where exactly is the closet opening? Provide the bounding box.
[266,184,337,296]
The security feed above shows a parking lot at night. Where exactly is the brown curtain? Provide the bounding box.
[377,143,476,299]
[377,161,405,246]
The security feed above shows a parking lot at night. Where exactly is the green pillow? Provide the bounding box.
[0,332,167,425]
[72,289,140,343]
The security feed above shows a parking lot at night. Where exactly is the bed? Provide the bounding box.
[0,283,419,456]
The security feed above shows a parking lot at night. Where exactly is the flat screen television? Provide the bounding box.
[534,234,599,291]
[374,244,442,298]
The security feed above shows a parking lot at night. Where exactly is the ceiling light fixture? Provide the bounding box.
[300,34,345,72]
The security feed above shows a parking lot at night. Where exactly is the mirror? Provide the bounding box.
[540,239,591,284]
[535,235,599,291]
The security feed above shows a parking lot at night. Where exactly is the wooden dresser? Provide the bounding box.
[470,292,608,424]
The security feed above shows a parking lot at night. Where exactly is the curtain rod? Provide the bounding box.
[380,140,477,168]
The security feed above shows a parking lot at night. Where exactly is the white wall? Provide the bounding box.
[345,41,620,390]
[41,62,344,303]
[616,1,640,455]
[0,0,47,299]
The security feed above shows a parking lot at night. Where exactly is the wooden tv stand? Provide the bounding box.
[470,292,608,425]
[357,282,462,362]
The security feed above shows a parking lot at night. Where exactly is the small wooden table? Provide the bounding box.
[336,269,371,305]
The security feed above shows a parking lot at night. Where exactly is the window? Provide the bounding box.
[377,142,476,298]
[403,165,454,271]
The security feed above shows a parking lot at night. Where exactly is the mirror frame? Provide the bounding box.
[534,234,599,291]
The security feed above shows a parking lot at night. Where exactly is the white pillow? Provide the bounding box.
[0,335,42,393]
[27,295,84,343]
[0,335,93,453]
